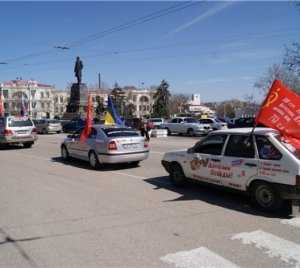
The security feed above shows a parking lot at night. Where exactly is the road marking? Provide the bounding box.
[281,218,300,228]
[160,247,239,268]
[231,230,300,266]
[109,171,146,180]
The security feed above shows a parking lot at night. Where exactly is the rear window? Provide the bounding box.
[102,128,140,137]
[8,118,33,127]
[150,119,162,123]
[49,120,59,124]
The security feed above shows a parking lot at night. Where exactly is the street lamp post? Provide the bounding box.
[27,82,31,117]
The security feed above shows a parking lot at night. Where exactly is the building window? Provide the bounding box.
[41,92,44,99]
[60,107,64,113]
[3,90,8,99]
[54,96,58,103]
[133,95,137,102]
[139,105,141,111]
[41,103,45,109]
[4,103,8,110]
[60,96,64,103]
[31,90,36,99]
[46,92,50,98]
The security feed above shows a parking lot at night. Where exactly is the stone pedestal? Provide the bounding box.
[63,83,87,119]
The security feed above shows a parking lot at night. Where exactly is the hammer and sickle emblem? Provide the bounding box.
[263,88,280,108]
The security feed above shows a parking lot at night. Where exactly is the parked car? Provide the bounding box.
[230,117,255,128]
[148,118,164,129]
[162,117,212,136]
[33,119,62,134]
[0,116,37,148]
[62,119,85,133]
[161,127,300,212]
[199,118,228,130]
[61,125,149,168]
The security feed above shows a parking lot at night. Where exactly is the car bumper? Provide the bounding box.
[98,151,149,164]
[47,127,62,133]
[0,135,37,144]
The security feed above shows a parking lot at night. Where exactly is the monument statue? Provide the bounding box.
[65,56,87,115]
[74,56,83,84]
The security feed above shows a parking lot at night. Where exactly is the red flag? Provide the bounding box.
[0,95,4,117]
[256,79,300,148]
[80,94,93,143]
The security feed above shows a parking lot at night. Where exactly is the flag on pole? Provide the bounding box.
[255,79,300,148]
[104,96,124,126]
[80,94,93,143]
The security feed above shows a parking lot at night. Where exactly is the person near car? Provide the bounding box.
[139,117,150,142]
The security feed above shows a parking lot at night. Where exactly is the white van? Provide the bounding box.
[0,116,37,148]
[162,128,300,212]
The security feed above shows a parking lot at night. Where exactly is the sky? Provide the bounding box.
[0,1,299,102]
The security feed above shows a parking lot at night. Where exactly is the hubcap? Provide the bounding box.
[90,153,97,167]
[61,147,67,159]
[257,186,273,207]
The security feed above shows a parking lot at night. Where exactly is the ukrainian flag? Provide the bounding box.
[104,96,124,126]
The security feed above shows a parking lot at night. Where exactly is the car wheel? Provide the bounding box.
[23,142,33,148]
[61,145,69,160]
[170,163,186,187]
[57,131,61,134]
[129,161,140,167]
[187,128,194,136]
[89,151,101,169]
[166,128,171,136]
[250,182,283,211]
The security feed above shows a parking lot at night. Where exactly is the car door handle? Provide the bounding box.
[211,158,220,162]
[245,163,257,167]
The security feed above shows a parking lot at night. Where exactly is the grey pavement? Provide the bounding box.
[0,134,300,268]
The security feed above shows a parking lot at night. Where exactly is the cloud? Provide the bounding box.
[168,1,235,36]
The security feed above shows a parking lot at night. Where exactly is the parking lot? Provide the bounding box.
[1,134,300,268]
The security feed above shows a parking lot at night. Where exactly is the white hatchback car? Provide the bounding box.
[162,128,300,212]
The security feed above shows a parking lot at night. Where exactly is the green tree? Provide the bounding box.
[95,96,105,115]
[152,80,171,118]
[110,83,127,116]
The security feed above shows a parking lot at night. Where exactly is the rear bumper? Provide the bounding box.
[0,135,37,144]
[47,126,62,132]
[98,151,149,164]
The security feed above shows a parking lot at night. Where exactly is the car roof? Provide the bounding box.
[93,124,136,130]
[212,127,279,135]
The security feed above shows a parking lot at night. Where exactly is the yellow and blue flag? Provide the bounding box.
[104,96,124,126]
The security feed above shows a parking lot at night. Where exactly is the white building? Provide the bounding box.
[53,90,70,118]
[123,86,155,118]
[188,93,215,117]
[1,79,56,119]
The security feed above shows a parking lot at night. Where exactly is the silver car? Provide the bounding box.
[0,116,37,148]
[34,119,62,134]
[61,125,150,169]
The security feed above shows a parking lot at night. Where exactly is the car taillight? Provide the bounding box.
[32,128,37,133]
[296,175,300,186]
[144,141,149,148]
[108,141,117,150]
[4,129,13,136]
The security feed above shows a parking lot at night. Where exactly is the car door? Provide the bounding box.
[67,128,83,158]
[220,134,258,190]
[185,134,228,186]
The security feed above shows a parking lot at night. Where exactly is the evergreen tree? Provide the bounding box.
[152,80,171,118]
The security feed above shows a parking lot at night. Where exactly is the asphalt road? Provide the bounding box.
[0,134,300,268]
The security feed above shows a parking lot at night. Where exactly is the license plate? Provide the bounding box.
[16,130,28,134]
[123,143,139,149]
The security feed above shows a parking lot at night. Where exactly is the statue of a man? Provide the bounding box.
[74,56,83,84]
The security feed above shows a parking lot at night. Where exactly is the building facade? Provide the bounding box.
[123,86,155,118]
[0,79,56,119]
[187,93,215,117]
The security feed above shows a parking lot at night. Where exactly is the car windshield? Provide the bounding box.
[150,119,162,122]
[103,128,140,137]
[275,134,300,159]
[8,118,33,127]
